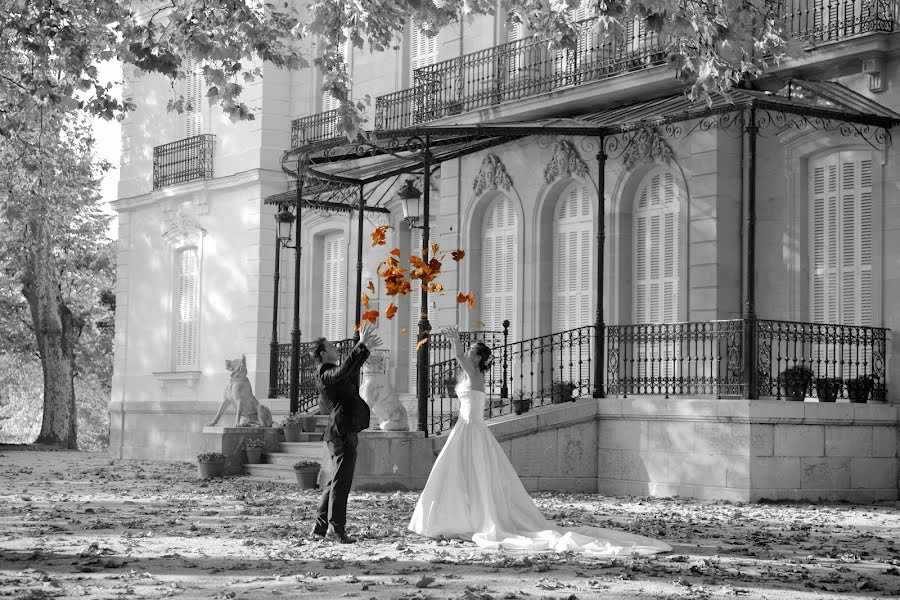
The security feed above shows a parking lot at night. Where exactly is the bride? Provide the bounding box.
[408,326,671,555]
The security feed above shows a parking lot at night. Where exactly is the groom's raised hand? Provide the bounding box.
[358,322,383,350]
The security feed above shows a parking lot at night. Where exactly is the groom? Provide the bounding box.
[310,322,382,543]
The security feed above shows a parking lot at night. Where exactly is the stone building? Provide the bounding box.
[110,3,899,501]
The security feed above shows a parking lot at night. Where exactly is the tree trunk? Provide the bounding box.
[21,223,81,449]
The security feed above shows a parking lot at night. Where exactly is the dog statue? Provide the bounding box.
[359,351,408,431]
[207,355,273,428]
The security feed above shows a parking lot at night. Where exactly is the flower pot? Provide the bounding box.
[512,399,531,415]
[816,377,842,403]
[282,425,303,442]
[294,467,319,489]
[846,377,873,403]
[551,386,575,404]
[197,460,225,479]
[781,370,812,402]
[244,447,263,464]
[299,416,318,432]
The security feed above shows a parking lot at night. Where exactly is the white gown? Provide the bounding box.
[409,383,671,555]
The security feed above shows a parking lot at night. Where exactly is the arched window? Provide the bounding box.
[809,150,873,326]
[481,196,517,331]
[321,232,346,340]
[633,169,680,323]
[552,183,592,332]
[174,247,200,370]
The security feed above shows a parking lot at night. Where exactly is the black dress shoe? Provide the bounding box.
[325,529,357,544]
[310,526,327,538]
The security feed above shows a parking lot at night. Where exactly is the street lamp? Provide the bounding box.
[397,178,423,228]
[276,207,295,247]
[269,203,299,400]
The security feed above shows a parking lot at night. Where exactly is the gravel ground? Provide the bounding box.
[1,446,899,600]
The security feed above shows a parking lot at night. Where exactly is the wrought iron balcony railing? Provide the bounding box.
[290,109,340,148]
[152,134,215,190]
[374,0,897,131]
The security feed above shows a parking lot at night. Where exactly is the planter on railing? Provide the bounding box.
[152,134,215,189]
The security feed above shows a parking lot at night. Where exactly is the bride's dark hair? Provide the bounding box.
[472,342,493,373]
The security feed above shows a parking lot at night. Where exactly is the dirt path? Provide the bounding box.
[1,446,898,600]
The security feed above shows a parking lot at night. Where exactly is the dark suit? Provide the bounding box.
[314,343,371,534]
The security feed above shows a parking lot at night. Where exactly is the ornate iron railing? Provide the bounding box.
[606,320,746,398]
[376,16,666,130]
[290,109,340,148]
[274,338,355,412]
[756,320,888,402]
[427,326,593,436]
[782,0,896,42]
[152,134,215,189]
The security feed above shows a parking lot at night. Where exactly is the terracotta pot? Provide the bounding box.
[294,467,319,489]
[815,378,842,403]
[197,460,225,479]
[282,425,303,442]
[512,399,531,415]
[299,416,318,432]
[847,377,873,403]
[244,447,263,464]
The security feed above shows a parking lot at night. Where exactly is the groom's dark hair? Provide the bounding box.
[310,336,328,364]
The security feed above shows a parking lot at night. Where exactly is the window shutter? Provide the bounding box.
[185,57,203,138]
[553,184,592,332]
[482,196,517,332]
[175,247,200,370]
[322,233,346,340]
[411,22,439,72]
[322,39,351,113]
[633,171,679,323]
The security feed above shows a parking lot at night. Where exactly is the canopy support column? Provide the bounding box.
[417,138,433,436]
[593,139,606,398]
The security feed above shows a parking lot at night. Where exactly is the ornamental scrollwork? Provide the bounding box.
[621,127,674,170]
[473,154,513,196]
[543,140,588,184]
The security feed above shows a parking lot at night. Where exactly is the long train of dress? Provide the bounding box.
[409,384,671,555]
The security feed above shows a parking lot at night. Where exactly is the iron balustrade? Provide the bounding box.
[152,134,215,189]
[290,109,340,148]
[782,0,896,42]
[274,338,355,412]
[376,16,666,130]
[606,320,746,398]
[427,326,593,436]
[756,319,888,402]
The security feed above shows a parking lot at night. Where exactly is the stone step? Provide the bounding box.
[243,463,297,482]
[277,442,325,459]
[297,432,324,442]
[266,450,324,466]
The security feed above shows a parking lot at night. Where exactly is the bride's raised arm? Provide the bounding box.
[444,325,477,380]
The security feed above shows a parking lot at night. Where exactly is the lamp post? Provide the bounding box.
[277,175,304,415]
[268,205,295,399]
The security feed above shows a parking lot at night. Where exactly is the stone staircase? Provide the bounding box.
[244,415,329,483]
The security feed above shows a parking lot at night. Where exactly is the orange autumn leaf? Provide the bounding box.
[367,280,375,293]
[389,247,401,257]
[426,283,444,293]
[362,309,379,324]
[385,303,398,320]
[466,293,476,310]
[370,224,392,247]
[431,242,439,255]
[400,327,408,334]
[415,336,429,351]
[457,291,476,310]
[451,249,465,261]
[476,320,486,329]
[361,293,370,309]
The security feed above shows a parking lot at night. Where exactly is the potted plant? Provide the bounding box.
[197,452,226,479]
[281,412,304,442]
[293,460,320,489]
[846,375,874,403]
[550,380,577,404]
[443,375,458,398]
[243,438,265,464]
[511,391,531,415]
[815,377,842,403]
[778,365,813,401]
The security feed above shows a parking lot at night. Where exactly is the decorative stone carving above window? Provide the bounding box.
[623,127,673,170]
[472,154,513,197]
[544,140,588,183]
[162,208,206,248]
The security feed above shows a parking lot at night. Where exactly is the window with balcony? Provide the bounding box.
[411,21,439,74]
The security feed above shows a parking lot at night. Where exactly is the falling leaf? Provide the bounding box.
[415,336,429,351]
[355,309,379,329]
[431,242,439,255]
[426,283,444,293]
[385,303,398,320]
[390,247,401,257]
[367,280,375,293]
[476,320,485,329]
[361,294,370,309]
[451,249,465,261]
[370,224,392,246]
[400,327,408,334]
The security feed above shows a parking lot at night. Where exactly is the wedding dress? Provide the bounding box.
[408,383,671,555]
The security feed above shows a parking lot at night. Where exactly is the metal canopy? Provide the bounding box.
[274,78,900,190]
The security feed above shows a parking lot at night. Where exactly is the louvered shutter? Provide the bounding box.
[411,22,439,72]
[408,225,434,391]
[322,39,351,113]
[175,247,200,370]
[810,151,873,327]
[632,170,679,386]
[185,57,203,138]
[553,184,593,332]
[322,233,346,340]
[482,196,517,332]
